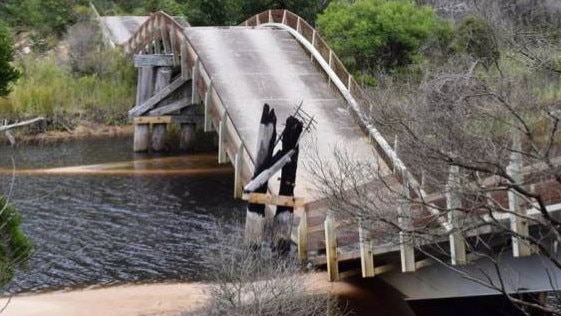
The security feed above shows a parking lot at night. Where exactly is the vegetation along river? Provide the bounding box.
[0,137,246,294]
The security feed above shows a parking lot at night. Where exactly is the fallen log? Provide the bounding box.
[0,117,45,133]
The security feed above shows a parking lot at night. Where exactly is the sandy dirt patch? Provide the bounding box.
[0,282,209,316]
[0,273,368,316]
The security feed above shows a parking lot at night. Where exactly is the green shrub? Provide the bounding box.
[317,0,452,73]
[0,195,32,286]
[1,51,135,126]
[452,14,500,69]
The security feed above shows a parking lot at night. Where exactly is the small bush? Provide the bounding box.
[189,222,345,316]
[0,195,33,286]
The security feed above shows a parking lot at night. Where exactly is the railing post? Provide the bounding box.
[191,57,200,105]
[218,111,229,164]
[268,10,273,23]
[447,164,467,265]
[233,143,244,198]
[297,17,301,33]
[297,208,308,262]
[325,210,339,281]
[204,81,214,132]
[398,174,416,272]
[508,132,532,257]
[359,219,375,277]
[180,43,190,80]
[282,10,287,25]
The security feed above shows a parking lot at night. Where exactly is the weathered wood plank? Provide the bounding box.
[134,54,175,67]
[242,193,306,208]
[129,76,187,117]
[148,98,192,116]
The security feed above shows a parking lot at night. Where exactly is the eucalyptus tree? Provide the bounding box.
[0,22,19,98]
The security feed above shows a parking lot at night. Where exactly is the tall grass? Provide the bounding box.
[0,50,135,127]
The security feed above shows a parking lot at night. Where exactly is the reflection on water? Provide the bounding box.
[0,137,245,294]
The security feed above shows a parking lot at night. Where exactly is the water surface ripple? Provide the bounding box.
[0,137,245,294]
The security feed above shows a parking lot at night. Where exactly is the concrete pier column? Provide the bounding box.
[151,123,167,152]
[179,123,196,151]
[133,124,150,152]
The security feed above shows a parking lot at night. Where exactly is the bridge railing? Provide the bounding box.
[122,11,257,199]
[243,10,428,275]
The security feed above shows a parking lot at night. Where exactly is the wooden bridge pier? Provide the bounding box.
[132,54,196,153]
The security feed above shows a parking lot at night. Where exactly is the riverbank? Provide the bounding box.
[0,273,378,316]
[0,282,209,316]
[2,122,133,146]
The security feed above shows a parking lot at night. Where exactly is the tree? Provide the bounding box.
[310,5,561,315]
[0,22,19,98]
[0,195,32,286]
[316,0,451,73]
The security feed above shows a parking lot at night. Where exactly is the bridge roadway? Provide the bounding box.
[98,10,561,301]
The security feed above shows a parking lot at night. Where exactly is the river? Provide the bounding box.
[0,137,549,315]
[0,137,246,294]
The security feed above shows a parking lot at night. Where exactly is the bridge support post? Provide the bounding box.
[447,164,467,265]
[151,123,167,152]
[359,222,375,277]
[179,123,196,151]
[325,211,339,281]
[133,124,150,152]
[134,66,155,152]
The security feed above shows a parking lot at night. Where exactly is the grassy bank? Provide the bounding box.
[0,46,135,138]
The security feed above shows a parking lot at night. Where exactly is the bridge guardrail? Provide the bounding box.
[121,11,256,197]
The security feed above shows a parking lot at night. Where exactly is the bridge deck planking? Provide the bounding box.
[100,16,149,46]
[185,27,388,198]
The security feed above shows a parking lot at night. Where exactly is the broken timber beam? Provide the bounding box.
[148,99,192,116]
[129,76,187,117]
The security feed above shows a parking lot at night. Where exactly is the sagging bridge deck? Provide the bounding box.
[98,8,561,296]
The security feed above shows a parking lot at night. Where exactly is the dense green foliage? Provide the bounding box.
[452,15,499,68]
[317,0,451,73]
[0,196,32,286]
[0,22,20,98]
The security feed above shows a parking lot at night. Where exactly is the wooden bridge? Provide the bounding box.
[97,9,561,300]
